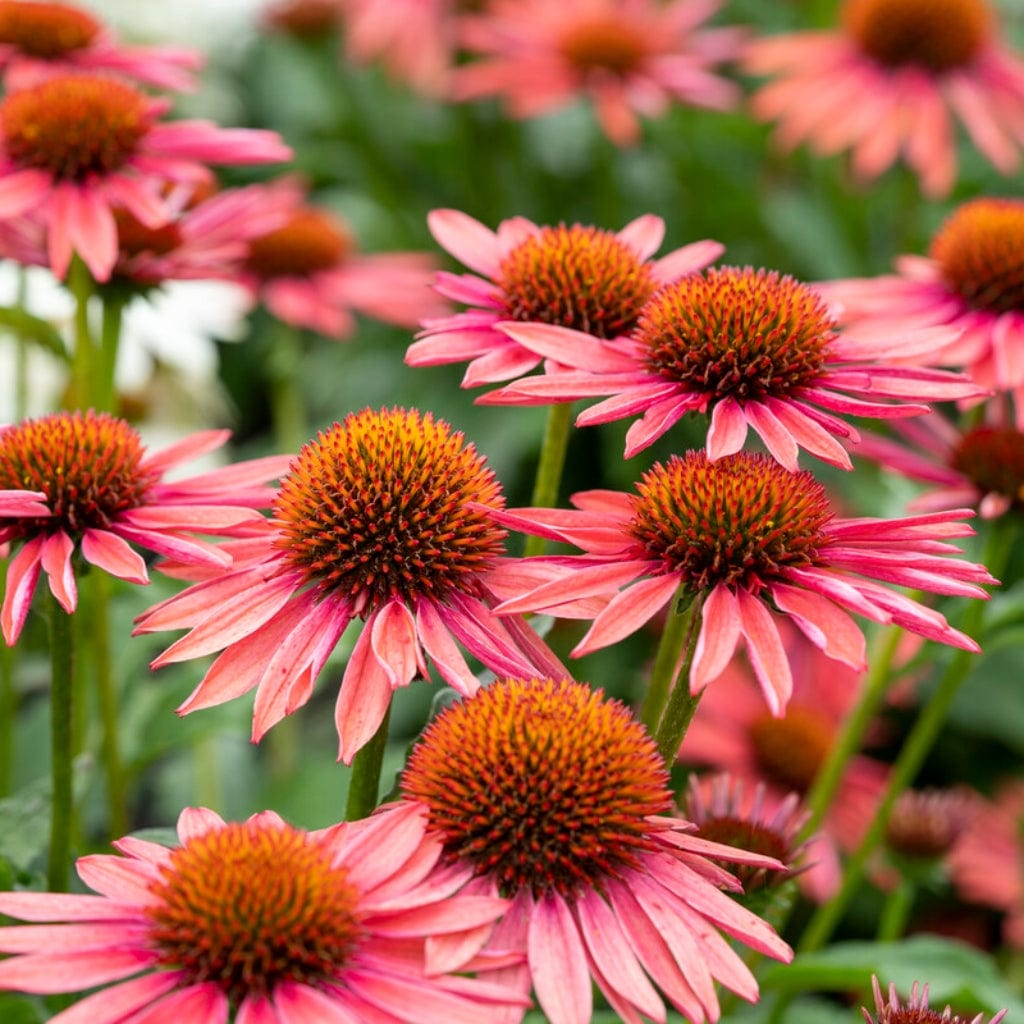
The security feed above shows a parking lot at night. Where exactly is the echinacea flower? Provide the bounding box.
[339,0,461,95]
[453,0,743,145]
[400,677,793,1024]
[0,73,291,282]
[241,202,449,338]
[134,407,571,763]
[679,631,888,901]
[489,450,996,715]
[406,208,723,387]
[822,198,1024,423]
[0,0,202,92]
[0,802,524,1023]
[0,409,290,644]
[483,265,980,466]
[852,409,1024,519]
[863,976,1007,1024]
[744,0,1024,197]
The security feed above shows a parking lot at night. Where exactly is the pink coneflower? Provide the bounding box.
[680,630,886,901]
[0,802,524,1023]
[948,782,1024,947]
[406,208,723,387]
[863,976,1007,1024]
[482,265,979,466]
[0,0,202,92]
[852,409,1024,519]
[489,450,995,714]
[823,199,1024,423]
[744,0,1024,197]
[134,407,571,763]
[0,73,291,282]
[241,203,449,338]
[453,0,743,145]
[339,0,463,96]
[400,677,792,1024]
[0,410,289,645]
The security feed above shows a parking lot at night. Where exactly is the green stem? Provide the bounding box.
[67,257,95,410]
[523,403,574,558]
[876,877,915,941]
[95,295,124,414]
[0,574,12,797]
[638,591,703,762]
[800,625,903,838]
[268,322,307,455]
[47,594,75,892]
[345,703,392,821]
[798,522,1012,953]
[90,572,128,838]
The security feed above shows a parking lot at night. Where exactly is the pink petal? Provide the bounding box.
[0,891,140,922]
[734,589,792,715]
[127,982,228,1024]
[47,972,184,1024]
[47,182,75,279]
[651,239,724,284]
[0,168,49,219]
[428,209,501,278]
[272,981,361,1024]
[371,599,420,689]
[573,573,680,656]
[75,854,159,905]
[0,948,160,993]
[235,995,280,1024]
[690,583,741,692]
[176,806,226,842]
[336,802,429,893]
[2,534,43,644]
[141,429,231,476]
[745,401,800,470]
[499,322,638,372]
[66,187,117,282]
[335,621,396,765]
[617,213,665,259]
[623,396,694,457]
[528,892,592,1024]
[415,598,479,694]
[41,530,77,613]
[494,559,649,615]
[706,398,747,459]
[770,582,866,669]
[81,529,148,585]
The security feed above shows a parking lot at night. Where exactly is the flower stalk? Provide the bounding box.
[47,591,75,892]
[345,702,392,821]
[523,402,573,557]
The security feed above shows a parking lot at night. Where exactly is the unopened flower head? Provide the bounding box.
[485,265,978,464]
[884,786,978,866]
[401,677,792,1024]
[0,804,520,1023]
[408,207,722,387]
[745,0,1024,196]
[0,410,287,644]
[135,406,567,763]
[491,450,995,718]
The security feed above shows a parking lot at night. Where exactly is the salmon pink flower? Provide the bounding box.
[406,207,723,387]
[134,407,570,763]
[0,802,524,1023]
[483,265,980,466]
[453,0,743,145]
[744,0,1024,197]
[489,450,996,714]
[823,199,1024,422]
[0,0,202,92]
[680,628,887,901]
[0,73,291,282]
[863,976,1007,1024]
[242,202,448,338]
[0,409,289,645]
[401,677,793,1024]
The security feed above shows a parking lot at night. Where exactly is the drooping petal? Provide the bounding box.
[734,588,792,715]
[690,584,741,692]
[527,892,592,1024]
[335,620,399,765]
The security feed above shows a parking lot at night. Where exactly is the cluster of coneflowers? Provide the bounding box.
[0,0,1019,1023]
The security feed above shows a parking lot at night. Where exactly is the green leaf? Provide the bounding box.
[761,936,1024,1017]
[0,307,67,360]
[0,994,44,1024]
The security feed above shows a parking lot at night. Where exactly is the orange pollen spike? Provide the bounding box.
[629,450,832,594]
[146,820,362,1004]
[0,1,100,57]
[638,266,834,403]
[841,0,992,72]
[749,706,834,794]
[559,14,648,76]
[0,74,149,179]
[401,677,672,898]
[0,410,156,536]
[273,407,507,611]
[497,223,656,339]
[244,208,352,280]
[930,198,1024,314]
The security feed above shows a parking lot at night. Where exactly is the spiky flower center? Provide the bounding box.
[146,820,361,1005]
[691,815,790,891]
[638,267,833,403]
[1,74,149,180]
[930,199,1024,314]
[884,788,969,861]
[749,707,834,793]
[629,450,832,594]
[950,425,1024,506]
[0,410,156,536]
[559,15,647,76]
[274,407,506,613]
[0,1,100,57]
[842,0,992,72]
[497,224,656,339]
[401,677,672,898]
[244,208,351,280]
